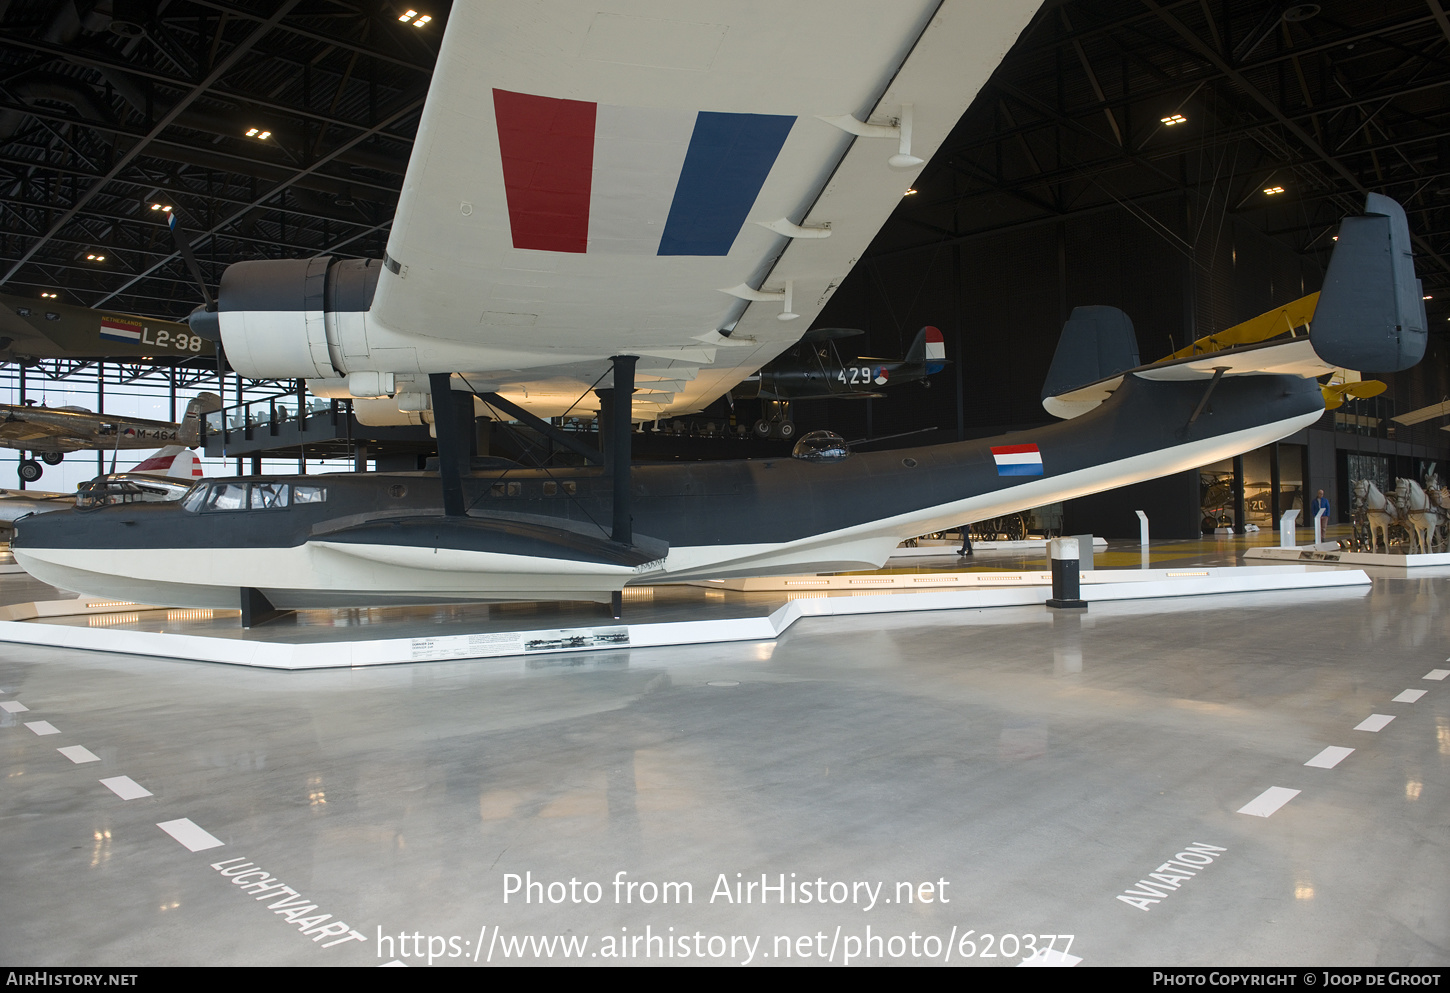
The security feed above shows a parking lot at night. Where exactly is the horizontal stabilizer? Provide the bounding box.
[1040,306,1140,402]
[1311,193,1426,372]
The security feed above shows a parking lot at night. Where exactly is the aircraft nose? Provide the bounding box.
[187,305,221,342]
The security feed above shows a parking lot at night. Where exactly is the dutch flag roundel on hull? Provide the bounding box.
[991,444,1044,476]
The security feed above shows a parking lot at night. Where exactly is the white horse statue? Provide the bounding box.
[1354,479,1400,552]
[1395,478,1442,554]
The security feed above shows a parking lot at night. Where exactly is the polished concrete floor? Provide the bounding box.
[0,536,1446,967]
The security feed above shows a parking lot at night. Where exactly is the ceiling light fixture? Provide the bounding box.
[40,291,56,299]
[1161,114,1187,126]
[244,127,271,140]
[85,253,106,262]
[1264,186,1285,195]
[150,203,172,212]
[903,188,918,196]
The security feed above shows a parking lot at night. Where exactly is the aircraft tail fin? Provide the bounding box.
[130,446,203,481]
[1040,306,1140,402]
[905,326,948,373]
[1311,193,1426,372]
[178,391,223,446]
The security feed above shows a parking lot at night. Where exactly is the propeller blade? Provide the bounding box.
[166,212,215,312]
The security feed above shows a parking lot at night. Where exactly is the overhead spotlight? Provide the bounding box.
[85,253,106,262]
[244,127,271,140]
[415,15,431,26]
[40,291,57,299]
[1161,113,1187,126]
[150,203,172,212]
[1264,186,1285,195]
[903,188,918,196]
[1425,295,1434,301]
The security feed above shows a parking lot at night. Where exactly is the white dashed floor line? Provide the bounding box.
[0,700,28,713]
[24,720,59,735]
[157,818,225,852]
[1425,669,1448,680]
[1392,689,1426,703]
[1354,714,1395,732]
[100,776,153,800]
[1304,746,1354,769]
[1238,787,1300,817]
[57,745,100,764]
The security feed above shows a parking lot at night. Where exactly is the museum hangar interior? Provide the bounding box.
[0,0,1446,969]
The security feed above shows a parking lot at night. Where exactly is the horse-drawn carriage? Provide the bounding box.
[1351,473,1450,553]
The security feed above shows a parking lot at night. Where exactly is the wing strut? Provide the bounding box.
[603,355,637,547]
[429,372,468,517]
[1187,367,1228,428]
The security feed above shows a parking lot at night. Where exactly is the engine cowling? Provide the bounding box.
[216,257,381,379]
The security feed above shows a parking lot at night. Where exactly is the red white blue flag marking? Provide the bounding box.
[99,316,142,343]
[991,443,1043,476]
[493,89,794,256]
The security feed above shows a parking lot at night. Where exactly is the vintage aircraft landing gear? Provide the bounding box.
[755,400,796,439]
[40,452,63,465]
[18,459,42,483]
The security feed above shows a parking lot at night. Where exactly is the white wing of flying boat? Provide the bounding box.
[218,1,1044,418]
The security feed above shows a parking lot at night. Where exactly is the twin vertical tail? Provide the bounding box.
[1310,193,1426,373]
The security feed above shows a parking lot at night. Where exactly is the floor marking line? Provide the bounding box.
[1393,689,1427,703]
[24,720,59,735]
[1425,669,1449,681]
[57,745,99,764]
[1354,714,1395,732]
[1304,746,1354,769]
[157,817,225,852]
[1019,948,1084,967]
[0,700,28,712]
[1237,786,1300,817]
[100,775,152,799]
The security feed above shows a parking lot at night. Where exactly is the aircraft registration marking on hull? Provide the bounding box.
[991,444,1044,476]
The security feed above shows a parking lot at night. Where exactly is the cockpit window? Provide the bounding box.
[179,485,207,513]
[249,482,290,509]
[293,485,326,504]
[205,482,247,511]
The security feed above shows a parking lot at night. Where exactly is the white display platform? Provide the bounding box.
[1244,546,1450,567]
[0,565,1370,671]
[889,537,1108,558]
[692,564,1312,593]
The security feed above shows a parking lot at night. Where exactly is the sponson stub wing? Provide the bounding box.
[217,1,1044,418]
[1042,193,1427,421]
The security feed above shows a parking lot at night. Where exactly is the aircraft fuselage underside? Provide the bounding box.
[13,373,1323,608]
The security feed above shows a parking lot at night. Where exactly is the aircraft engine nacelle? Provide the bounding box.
[216,257,381,380]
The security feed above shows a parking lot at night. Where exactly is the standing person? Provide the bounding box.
[958,526,973,557]
[1310,489,1331,526]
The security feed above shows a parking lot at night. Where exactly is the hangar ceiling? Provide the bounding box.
[889,0,1450,315]
[0,0,1447,342]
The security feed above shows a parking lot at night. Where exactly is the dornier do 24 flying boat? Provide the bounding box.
[8,4,1428,622]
